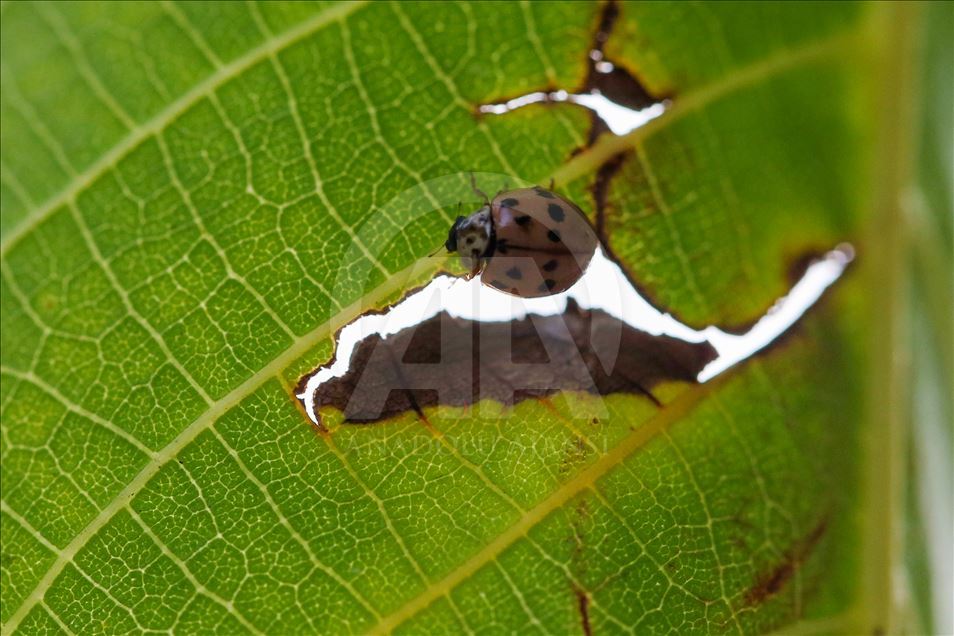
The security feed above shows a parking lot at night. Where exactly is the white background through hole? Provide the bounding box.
[479,90,668,135]
[298,245,854,424]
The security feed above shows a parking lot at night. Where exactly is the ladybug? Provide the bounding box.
[445,180,598,297]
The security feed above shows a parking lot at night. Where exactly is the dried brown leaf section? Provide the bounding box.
[312,300,716,423]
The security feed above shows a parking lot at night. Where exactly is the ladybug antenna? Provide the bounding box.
[548,177,555,191]
[469,172,490,207]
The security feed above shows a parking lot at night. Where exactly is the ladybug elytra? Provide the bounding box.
[445,182,598,297]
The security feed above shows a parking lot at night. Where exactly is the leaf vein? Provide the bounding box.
[0,256,431,636]
[0,365,157,459]
[207,425,382,621]
[0,0,371,257]
[160,0,225,70]
[153,130,299,340]
[125,505,264,635]
[35,3,137,131]
[68,201,216,408]
[369,377,721,634]
[249,2,395,282]
[0,60,78,178]
[0,501,60,556]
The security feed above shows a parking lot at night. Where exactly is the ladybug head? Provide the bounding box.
[452,207,493,270]
[445,215,465,252]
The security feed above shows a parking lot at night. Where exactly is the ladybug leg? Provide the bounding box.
[469,261,483,280]
[460,254,483,281]
[548,177,555,191]
[469,172,490,206]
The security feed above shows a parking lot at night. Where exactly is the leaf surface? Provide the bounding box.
[0,2,899,633]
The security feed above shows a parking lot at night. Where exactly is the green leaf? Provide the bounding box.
[0,1,939,634]
[904,2,953,634]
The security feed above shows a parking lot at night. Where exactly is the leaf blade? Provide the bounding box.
[0,2,899,634]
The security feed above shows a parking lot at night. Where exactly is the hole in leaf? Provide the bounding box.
[478,0,669,137]
[297,245,854,426]
[478,89,667,138]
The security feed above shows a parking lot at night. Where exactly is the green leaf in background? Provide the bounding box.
[904,2,953,634]
[0,1,947,634]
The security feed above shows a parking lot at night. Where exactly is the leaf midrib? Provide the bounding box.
[1,24,857,635]
[0,0,370,258]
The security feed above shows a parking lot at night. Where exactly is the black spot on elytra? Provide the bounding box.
[490,279,506,289]
[538,279,557,292]
[510,287,519,294]
[496,238,509,254]
[500,198,519,207]
[534,187,556,199]
[506,266,522,280]
[547,204,565,222]
[542,259,559,272]
[547,229,561,242]
[515,215,532,227]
